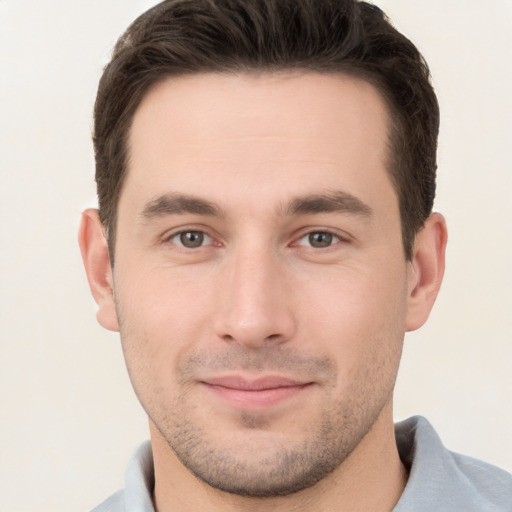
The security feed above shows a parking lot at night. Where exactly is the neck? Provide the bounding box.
[150,402,408,512]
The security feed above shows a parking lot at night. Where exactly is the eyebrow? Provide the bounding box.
[284,191,373,218]
[139,189,372,222]
[140,193,224,220]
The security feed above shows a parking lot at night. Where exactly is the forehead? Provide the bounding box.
[122,72,396,218]
[129,71,391,152]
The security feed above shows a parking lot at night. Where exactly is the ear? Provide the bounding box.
[78,209,119,332]
[405,213,447,332]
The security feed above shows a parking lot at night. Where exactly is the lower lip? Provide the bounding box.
[202,383,311,410]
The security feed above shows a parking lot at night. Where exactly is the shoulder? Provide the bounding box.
[447,450,512,507]
[88,489,125,512]
[394,416,512,511]
[88,441,155,512]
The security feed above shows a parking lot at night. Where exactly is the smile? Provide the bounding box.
[200,375,314,410]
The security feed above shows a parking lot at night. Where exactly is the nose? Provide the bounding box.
[213,245,297,349]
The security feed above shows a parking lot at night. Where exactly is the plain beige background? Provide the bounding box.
[0,1,511,511]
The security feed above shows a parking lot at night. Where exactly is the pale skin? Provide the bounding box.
[79,72,447,512]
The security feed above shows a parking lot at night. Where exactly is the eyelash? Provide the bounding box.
[295,231,343,249]
[164,228,345,250]
[166,230,215,249]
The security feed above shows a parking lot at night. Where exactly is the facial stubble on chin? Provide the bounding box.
[128,343,400,498]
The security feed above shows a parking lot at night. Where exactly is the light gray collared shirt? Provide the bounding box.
[90,416,512,511]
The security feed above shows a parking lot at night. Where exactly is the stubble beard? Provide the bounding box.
[140,346,400,498]
[154,399,387,497]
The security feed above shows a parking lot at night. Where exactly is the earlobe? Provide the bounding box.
[78,209,119,332]
[405,213,447,332]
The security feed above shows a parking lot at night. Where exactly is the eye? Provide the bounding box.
[297,231,341,248]
[169,230,213,248]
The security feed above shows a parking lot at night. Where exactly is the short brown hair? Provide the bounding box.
[94,0,439,262]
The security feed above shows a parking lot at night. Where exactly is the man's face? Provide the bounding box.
[111,72,413,495]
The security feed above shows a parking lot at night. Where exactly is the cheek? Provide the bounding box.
[117,260,218,330]
[114,266,219,387]
[295,262,408,366]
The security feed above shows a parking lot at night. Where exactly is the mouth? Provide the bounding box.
[199,375,314,410]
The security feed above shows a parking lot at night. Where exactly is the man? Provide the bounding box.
[78,0,512,510]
